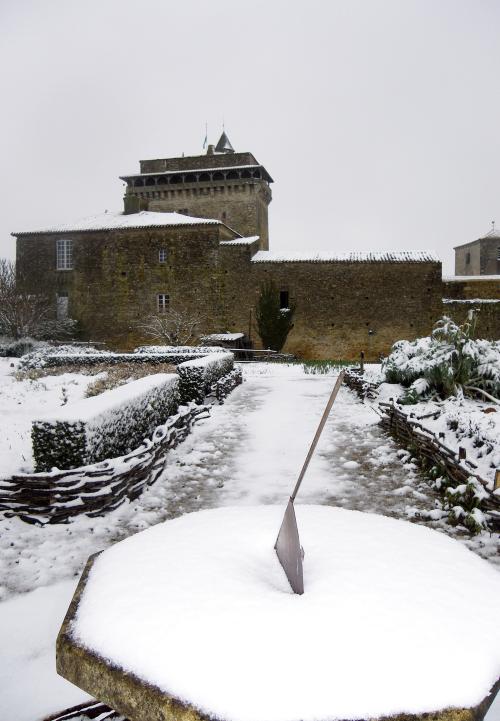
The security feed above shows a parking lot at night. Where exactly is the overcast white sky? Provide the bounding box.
[1,0,500,273]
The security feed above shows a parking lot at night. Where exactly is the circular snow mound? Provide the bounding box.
[73,506,500,721]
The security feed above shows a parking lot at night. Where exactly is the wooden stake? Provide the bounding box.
[494,469,500,491]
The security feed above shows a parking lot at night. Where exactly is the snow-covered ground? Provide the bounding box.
[0,359,104,476]
[0,361,498,721]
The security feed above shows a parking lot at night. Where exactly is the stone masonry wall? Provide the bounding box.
[442,277,500,340]
[219,254,443,360]
[16,225,236,350]
[455,241,481,276]
[16,226,445,359]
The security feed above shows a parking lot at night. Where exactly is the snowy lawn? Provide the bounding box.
[0,362,498,721]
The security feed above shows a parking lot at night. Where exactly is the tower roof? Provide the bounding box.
[215,131,234,154]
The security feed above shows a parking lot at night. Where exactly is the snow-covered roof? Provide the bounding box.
[120,165,262,178]
[12,211,223,236]
[443,298,500,304]
[201,333,245,341]
[220,236,260,246]
[251,250,440,264]
[443,275,500,282]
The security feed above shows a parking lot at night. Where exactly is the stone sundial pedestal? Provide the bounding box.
[57,506,500,721]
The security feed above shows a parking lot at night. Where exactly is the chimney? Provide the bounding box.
[206,144,215,155]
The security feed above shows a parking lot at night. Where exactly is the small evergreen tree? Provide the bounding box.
[256,280,295,351]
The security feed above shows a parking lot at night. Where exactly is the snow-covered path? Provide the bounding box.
[0,364,498,721]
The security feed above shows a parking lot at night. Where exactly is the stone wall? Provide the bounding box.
[17,225,446,360]
[16,224,236,350]
[142,181,271,249]
[219,253,443,360]
[442,276,500,339]
[455,237,500,275]
[140,152,259,174]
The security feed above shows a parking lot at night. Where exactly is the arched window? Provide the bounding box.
[213,171,224,180]
[145,177,156,186]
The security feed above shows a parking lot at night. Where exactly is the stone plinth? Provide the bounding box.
[57,507,500,721]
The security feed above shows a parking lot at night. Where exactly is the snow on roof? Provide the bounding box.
[220,236,260,246]
[443,298,500,304]
[72,505,500,721]
[443,275,500,282]
[12,211,222,236]
[120,165,261,178]
[251,250,440,263]
[201,333,245,341]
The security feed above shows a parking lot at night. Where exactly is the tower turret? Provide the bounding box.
[120,137,272,249]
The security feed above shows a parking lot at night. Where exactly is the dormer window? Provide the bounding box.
[159,248,168,263]
[56,239,73,270]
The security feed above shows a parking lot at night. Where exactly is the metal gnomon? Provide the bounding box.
[274,370,345,594]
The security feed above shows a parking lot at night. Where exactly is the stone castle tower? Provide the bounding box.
[120,131,273,250]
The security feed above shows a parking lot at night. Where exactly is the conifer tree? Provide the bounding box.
[256,280,295,351]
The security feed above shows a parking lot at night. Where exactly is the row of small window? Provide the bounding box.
[56,239,169,270]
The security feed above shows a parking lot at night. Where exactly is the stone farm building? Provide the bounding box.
[13,133,500,359]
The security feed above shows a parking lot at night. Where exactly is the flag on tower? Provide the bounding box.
[203,123,208,149]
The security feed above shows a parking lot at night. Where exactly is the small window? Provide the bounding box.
[159,248,168,263]
[279,290,289,309]
[56,239,73,270]
[465,252,471,265]
[57,291,69,320]
[157,293,170,313]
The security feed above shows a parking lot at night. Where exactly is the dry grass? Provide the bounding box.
[15,361,177,397]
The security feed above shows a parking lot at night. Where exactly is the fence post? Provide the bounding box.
[458,447,466,461]
[494,469,500,491]
[360,350,365,374]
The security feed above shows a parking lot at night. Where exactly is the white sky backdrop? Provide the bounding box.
[1,0,500,274]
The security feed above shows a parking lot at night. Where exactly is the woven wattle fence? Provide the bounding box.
[0,368,243,526]
[379,401,500,521]
[343,369,379,400]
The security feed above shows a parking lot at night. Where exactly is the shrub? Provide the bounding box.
[256,280,296,352]
[382,310,500,403]
[177,352,234,404]
[32,373,180,471]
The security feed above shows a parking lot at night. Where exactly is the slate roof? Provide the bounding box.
[12,211,223,236]
[251,250,440,263]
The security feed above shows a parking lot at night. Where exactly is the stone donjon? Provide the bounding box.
[121,132,273,251]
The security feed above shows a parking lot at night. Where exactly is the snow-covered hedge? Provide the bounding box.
[0,336,47,358]
[134,345,226,354]
[177,352,234,403]
[19,349,211,370]
[32,373,180,471]
[382,312,500,403]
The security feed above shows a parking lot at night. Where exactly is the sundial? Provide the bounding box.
[56,370,500,721]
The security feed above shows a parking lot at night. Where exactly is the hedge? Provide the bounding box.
[32,373,180,471]
[134,345,226,355]
[177,352,234,404]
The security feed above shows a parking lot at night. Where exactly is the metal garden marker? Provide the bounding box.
[275,370,345,594]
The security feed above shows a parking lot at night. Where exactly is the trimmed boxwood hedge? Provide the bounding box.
[32,373,180,471]
[177,352,234,404]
